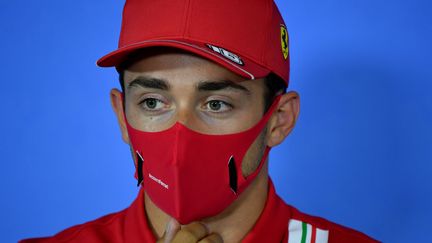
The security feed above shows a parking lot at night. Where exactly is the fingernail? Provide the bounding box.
[167,219,173,232]
[201,222,210,234]
[164,219,177,243]
[163,223,171,243]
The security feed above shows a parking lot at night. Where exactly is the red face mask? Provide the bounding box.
[124,96,281,224]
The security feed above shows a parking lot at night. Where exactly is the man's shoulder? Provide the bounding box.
[20,209,127,243]
[282,202,379,243]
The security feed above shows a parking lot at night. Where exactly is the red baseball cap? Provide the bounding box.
[97,0,290,85]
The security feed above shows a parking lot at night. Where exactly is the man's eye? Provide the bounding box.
[140,98,164,110]
[205,100,232,112]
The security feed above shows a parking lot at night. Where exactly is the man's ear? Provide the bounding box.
[266,91,300,147]
[110,88,130,144]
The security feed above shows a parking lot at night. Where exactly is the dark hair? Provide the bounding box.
[118,71,286,113]
[262,73,287,112]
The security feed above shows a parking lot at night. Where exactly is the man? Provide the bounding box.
[22,0,379,242]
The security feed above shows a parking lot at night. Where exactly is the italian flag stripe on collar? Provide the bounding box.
[288,219,329,243]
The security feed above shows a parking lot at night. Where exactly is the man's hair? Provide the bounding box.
[262,73,287,112]
[118,71,286,113]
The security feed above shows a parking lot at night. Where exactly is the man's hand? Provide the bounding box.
[157,218,223,243]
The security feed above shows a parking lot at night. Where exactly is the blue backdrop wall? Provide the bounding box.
[1,0,431,242]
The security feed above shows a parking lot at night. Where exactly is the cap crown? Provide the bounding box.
[99,0,290,84]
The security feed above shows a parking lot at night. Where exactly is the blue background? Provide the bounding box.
[1,0,431,242]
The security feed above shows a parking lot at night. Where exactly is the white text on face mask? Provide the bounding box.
[149,173,169,189]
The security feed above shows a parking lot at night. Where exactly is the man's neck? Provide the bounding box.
[144,165,269,242]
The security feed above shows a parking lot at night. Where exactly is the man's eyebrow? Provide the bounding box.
[127,76,170,91]
[197,80,250,94]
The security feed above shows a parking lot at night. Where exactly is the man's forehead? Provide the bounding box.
[121,49,249,85]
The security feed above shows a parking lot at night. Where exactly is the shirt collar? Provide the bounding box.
[241,178,291,242]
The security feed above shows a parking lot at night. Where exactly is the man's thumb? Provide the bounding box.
[162,218,180,243]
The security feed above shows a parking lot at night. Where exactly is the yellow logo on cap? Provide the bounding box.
[280,25,289,60]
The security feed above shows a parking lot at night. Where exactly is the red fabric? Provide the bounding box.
[124,96,280,225]
[20,179,379,243]
[311,225,317,243]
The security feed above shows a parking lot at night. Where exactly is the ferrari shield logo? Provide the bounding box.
[280,24,289,59]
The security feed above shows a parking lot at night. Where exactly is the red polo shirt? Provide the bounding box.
[21,179,379,243]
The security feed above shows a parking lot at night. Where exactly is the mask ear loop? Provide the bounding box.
[238,95,282,190]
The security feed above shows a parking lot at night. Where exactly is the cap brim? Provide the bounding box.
[97,38,270,80]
